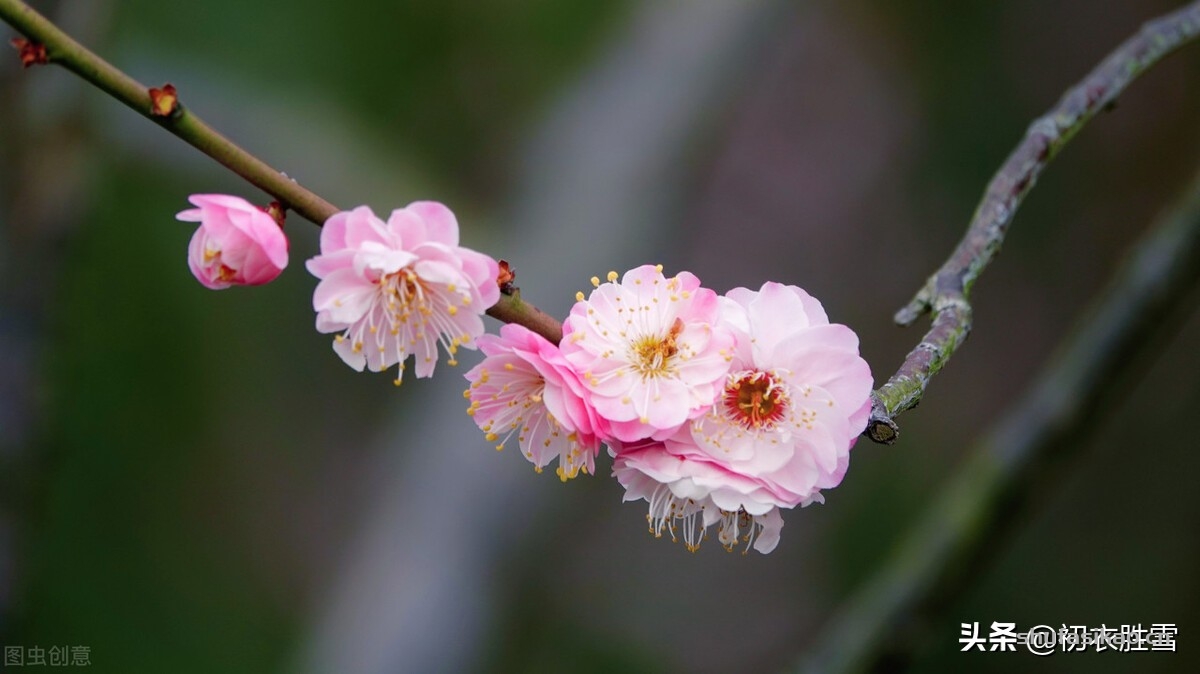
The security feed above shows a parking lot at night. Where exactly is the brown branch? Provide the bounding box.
[866,0,1200,444]
[799,163,1200,672]
[0,0,563,344]
[10,0,1198,416]
[0,0,338,225]
[484,289,563,345]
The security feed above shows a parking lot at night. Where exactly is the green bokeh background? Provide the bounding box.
[2,1,1199,672]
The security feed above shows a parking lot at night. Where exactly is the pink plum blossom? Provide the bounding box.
[306,202,499,384]
[611,434,785,554]
[689,282,872,503]
[560,265,734,442]
[610,282,872,554]
[464,324,604,481]
[177,194,288,289]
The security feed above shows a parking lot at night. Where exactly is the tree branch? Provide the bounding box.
[798,165,1200,672]
[0,0,337,225]
[866,0,1200,444]
[0,0,560,342]
[9,0,1200,424]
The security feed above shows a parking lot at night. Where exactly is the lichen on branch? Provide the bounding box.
[866,0,1200,444]
[800,164,1200,672]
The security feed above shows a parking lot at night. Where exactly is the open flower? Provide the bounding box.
[611,434,785,554]
[688,282,872,505]
[560,265,734,442]
[464,324,604,481]
[177,194,288,289]
[610,282,872,554]
[306,202,499,384]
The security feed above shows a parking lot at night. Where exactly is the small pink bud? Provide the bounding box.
[177,194,289,289]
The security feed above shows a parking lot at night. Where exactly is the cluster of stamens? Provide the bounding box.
[201,247,238,283]
[723,370,789,430]
[629,316,684,378]
[644,485,767,554]
[465,363,590,481]
[333,266,474,385]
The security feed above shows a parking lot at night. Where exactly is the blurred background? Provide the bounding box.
[1,0,1199,672]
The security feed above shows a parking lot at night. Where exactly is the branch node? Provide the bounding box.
[893,301,926,327]
[9,36,46,67]
[895,280,934,326]
[148,83,180,118]
[497,260,516,296]
[264,201,286,228]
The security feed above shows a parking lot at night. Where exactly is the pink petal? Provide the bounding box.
[386,207,427,246]
[305,248,355,279]
[405,201,460,246]
[458,248,500,307]
[332,334,366,371]
[745,282,811,352]
[312,268,377,324]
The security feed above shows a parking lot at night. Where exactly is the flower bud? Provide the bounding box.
[177,194,289,289]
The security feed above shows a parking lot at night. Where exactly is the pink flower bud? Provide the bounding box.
[177,194,289,289]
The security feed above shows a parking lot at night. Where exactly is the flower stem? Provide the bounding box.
[0,0,562,343]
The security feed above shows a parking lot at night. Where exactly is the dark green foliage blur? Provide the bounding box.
[112,0,626,201]
[6,2,629,672]
[3,1,1199,672]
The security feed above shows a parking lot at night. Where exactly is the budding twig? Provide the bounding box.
[5,0,1199,426]
[0,0,337,225]
[0,0,561,344]
[865,0,1200,444]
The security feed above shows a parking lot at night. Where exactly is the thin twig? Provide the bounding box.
[798,166,1200,672]
[0,0,337,224]
[0,0,561,342]
[866,0,1200,444]
[8,0,1200,416]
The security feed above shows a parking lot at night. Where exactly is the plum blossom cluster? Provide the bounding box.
[175,197,871,555]
[464,265,873,554]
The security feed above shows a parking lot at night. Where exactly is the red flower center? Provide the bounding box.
[723,370,788,430]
